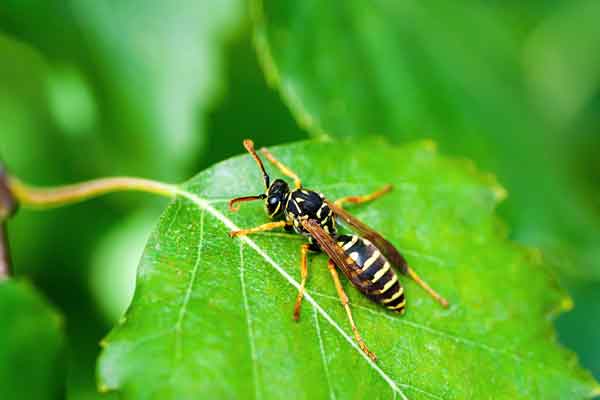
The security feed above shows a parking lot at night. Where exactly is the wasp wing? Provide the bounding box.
[326,200,408,274]
[301,219,368,290]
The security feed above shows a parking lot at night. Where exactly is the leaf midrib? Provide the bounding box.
[239,243,261,400]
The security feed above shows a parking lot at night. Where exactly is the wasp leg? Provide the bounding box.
[406,266,449,308]
[260,147,302,189]
[229,221,287,238]
[327,259,377,362]
[334,184,393,208]
[293,243,312,321]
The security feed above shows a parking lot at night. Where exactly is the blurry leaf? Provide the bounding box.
[0,34,60,183]
[67,0,242,177]
[250,0,600,283]
[98,140,598,399]
[90,208,162,323]
[0,0,243,180]
[0,279,65,400]
[203,21,306,172]
[46,64,98,139]
[524,0,600,127]
[252,1,523,140]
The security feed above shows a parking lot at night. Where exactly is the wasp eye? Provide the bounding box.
[268,196,279,205]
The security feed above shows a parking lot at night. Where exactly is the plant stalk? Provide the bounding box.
[0,174,179,279]
[7,176,178,209]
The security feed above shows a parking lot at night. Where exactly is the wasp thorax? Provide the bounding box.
[265,179,289,217]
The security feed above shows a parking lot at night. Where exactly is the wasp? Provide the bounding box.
[228,140,448,361]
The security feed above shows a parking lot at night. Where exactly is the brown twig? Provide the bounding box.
[0,166,17,280]
[0,224,11,281]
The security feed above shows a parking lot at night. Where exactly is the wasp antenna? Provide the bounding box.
[260,146,302,189]
[243,139,270,189]
[228,194,266,212]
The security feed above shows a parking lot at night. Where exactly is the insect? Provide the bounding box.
[228,139,448,361]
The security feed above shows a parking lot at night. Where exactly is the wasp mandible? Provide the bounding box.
[229,140,448,361]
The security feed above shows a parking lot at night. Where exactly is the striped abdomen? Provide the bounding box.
[335,234,406,313]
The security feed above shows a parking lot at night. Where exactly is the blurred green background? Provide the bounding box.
[0,1,598,398]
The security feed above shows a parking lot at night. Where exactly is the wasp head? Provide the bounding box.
[264,178,289,218]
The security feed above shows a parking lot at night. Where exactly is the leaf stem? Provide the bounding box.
[7,176,178,209]
[0,174,178,280]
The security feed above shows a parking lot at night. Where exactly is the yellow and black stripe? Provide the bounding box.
[336,234,406,313]
[287,188,336,237]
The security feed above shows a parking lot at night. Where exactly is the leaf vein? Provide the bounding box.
[313,307,336,400]
[174,209,205,361]
[397,383,445,400]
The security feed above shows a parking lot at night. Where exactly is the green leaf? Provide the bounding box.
[250,0,600,284]
[98,140,598,399]
[0,279,65,400]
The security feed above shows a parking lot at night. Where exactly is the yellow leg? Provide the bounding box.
[406,266,449,308]
[229,221,287,238]
[333,184,449,308]
[260,147,302,189]
[327,259,377,362]
[293,243,311,321]
[334,184,393,208]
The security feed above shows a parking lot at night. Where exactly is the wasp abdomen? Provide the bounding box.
[336,234,406,313]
